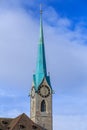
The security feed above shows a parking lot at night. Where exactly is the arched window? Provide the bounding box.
[41,100,46,112]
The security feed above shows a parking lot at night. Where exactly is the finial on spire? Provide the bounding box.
[40,4,43,14]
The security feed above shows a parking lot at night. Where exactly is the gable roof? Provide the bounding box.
[0,113,43,130]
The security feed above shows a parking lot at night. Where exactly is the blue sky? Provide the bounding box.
[0,0,87,130]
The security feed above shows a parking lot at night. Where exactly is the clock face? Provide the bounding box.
[38,85,50,98]
[31,87,35,98]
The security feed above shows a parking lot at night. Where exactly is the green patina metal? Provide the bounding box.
[33,9,51,91]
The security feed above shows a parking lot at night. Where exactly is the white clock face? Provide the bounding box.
[31,87,35,98]
[38,85,50,98]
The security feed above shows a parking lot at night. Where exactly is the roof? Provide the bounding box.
[0,113,43,130]
[33,8,52,91]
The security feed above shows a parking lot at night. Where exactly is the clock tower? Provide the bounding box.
[30,7,53,130]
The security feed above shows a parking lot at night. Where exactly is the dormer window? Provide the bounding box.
[19,125,25,129]
[32,125,37,129]
[2,120,8,125]
[7,127,10,129]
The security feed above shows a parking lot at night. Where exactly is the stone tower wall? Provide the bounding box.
[30,81,53,130]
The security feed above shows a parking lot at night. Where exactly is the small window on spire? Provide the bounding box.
[41,100,46,112]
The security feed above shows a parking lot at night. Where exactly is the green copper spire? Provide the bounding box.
[37,5,47,76]
[33,6,51,91]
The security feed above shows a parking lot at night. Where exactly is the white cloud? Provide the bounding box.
[0,8,38,87]
[0,89,15,97]
[0,109,22,118]
[44,6,71,28]
[53,115,87,130]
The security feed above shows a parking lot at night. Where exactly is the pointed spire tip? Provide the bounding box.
[40,4,43,14]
